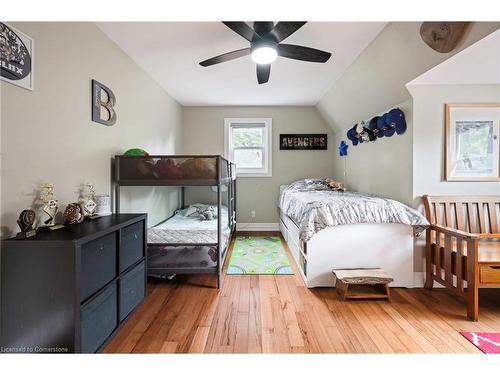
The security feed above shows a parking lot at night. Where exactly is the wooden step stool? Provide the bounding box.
[332,268,393,301]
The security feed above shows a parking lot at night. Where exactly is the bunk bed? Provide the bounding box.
[114,155,236,289]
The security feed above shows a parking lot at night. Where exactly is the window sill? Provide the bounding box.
[236,172,273,178]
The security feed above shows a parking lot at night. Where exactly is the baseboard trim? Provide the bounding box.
[413,271,444,288]
[413,272,425,288]
[236,222,280,231]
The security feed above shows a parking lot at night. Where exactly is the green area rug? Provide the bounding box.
[227,236,293,275]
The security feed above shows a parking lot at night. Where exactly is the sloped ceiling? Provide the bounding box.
[317,22,500,133]
[96,22,386,106]
[407,29,500,86]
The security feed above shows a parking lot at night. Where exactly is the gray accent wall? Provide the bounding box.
[181,106,336,223]
[0,22,183,236]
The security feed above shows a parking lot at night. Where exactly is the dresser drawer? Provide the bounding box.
[119,260,145,321]
[480,265,500,284]
[120,221,144,272]
[80,282,117,353]
[81,233,117,301]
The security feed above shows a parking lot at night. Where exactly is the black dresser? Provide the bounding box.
[0,214,147,353]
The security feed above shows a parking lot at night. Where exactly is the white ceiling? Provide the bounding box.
[407,29,500,86]
[97,22,386,106]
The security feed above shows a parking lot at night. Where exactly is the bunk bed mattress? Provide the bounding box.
[148,208,230,245]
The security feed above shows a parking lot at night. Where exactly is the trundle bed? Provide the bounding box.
[279,180,429,288]
[114,155,236,288]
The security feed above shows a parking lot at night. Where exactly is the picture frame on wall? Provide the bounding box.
[445,103,500,181]
[0,22,34,91]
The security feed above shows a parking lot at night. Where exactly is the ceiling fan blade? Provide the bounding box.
[256,64,271,84]
[222,22,260,42]
[199,48,251,67]
[277,44,331,63]
[253,22,274,36]
[269,22,307,42]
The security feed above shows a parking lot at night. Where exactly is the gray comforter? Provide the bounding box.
[279,179,429,242]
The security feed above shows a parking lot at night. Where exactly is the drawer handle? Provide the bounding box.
[134,234,138,240]
[491,266,500,270]
[99,245,104,252]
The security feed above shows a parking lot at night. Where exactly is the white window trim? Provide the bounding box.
[224,118,273,178]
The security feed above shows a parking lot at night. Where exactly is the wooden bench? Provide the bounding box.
[333,268,393,301]
[423,195,500,321]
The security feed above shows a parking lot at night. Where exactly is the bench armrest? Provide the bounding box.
[429,224,479,240]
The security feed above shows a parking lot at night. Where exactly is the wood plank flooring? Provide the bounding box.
[104,233,500,353]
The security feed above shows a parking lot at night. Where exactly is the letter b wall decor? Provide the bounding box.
[92,79,116,126]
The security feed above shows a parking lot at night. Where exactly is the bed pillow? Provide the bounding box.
[293,178,331,191]
[186,204,218,221]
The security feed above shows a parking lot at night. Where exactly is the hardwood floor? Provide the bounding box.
[104,233,500,354]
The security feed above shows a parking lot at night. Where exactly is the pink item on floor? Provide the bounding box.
[460,332,500,354]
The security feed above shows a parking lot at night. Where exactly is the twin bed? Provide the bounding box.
[278,179,428,288]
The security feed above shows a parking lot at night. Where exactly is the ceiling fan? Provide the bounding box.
[199,22,332,84]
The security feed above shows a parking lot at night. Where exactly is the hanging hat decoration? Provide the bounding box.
[338,140,348,156]
[346,124,362,146]
[368,116,383,138]
[377,113,397,137]
[386,108,407,135]
[356,121,376,142]
[345,108,407,150]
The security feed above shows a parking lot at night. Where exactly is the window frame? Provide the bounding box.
[224,118,273,178]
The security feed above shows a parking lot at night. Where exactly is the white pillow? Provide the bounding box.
[185,205,199,217]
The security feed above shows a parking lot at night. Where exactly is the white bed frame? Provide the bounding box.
[279,185,415,288]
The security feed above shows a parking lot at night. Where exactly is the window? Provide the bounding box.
[224,118,272,177]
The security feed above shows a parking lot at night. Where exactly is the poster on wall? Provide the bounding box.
[280,134,327,150]
[0,22,34,91]
[445,103,500,181]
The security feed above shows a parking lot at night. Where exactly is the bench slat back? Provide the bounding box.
[422,195,500,234]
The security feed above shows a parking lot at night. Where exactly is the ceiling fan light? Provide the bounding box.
[251,47,277,65]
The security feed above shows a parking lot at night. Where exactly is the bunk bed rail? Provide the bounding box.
[114,155,234,186]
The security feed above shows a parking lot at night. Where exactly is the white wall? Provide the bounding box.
[181,106,336,223]
[408,83,500,272]
[0,22,183,236]
[410,84,500,201]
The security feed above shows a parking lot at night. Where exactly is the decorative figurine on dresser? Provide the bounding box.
[37,183,62,229]
[80,182,98,218]
[16,209,36,238]
[63,203,85,225]
[0,213,148,353]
